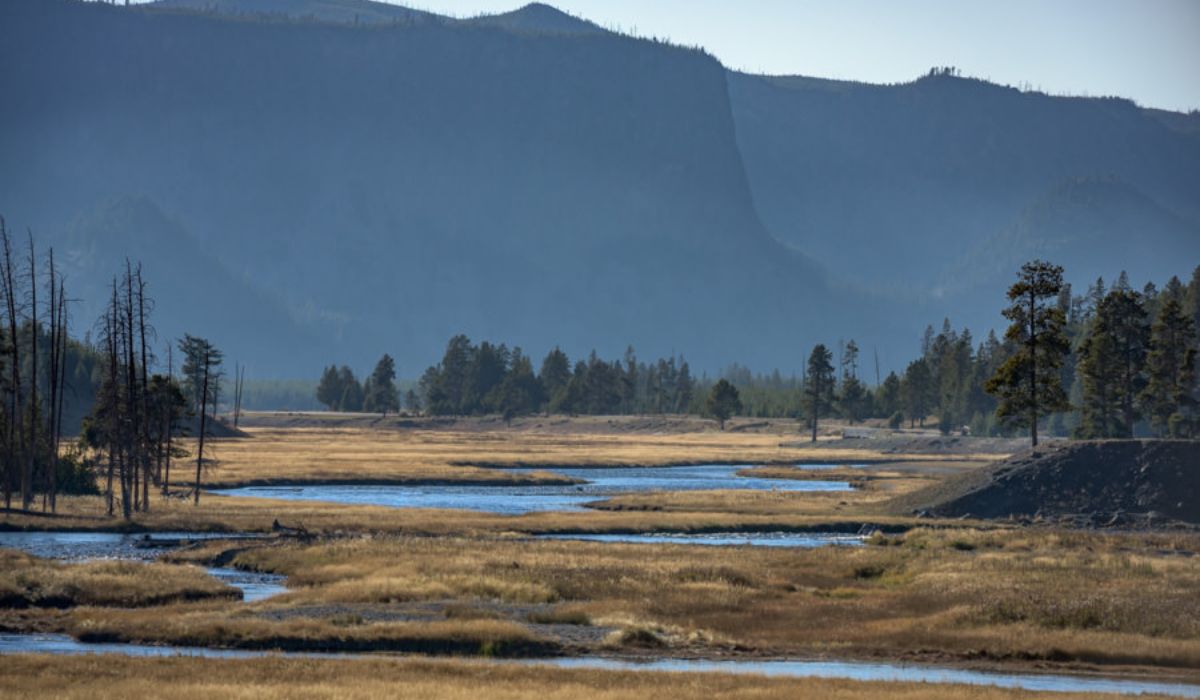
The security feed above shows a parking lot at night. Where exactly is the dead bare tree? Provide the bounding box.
[162,346,174,495]
[194,348,211,506]
[0,218,19,511]
[233,362,245,429]
[22,234,36,511]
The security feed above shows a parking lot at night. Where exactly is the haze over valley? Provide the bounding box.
[4,0,1196,378]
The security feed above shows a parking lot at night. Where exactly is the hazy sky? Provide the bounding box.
[405,0,1200,113]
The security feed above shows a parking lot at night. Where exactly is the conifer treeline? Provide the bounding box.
[417,335,696,419]
[318,265,1198,439]
[730,265,1200,439]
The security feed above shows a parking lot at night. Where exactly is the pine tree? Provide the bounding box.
[538,347,571,412]
[338,374,365,412]
[316,365,342,410]
[675,359,694,413]
[492,349,542,424]
[837,340,868,423]
[901,359,932,427]
[877,371,901,418]
[178,334,223,418]
[1185,266,1200,336]
[805,344,835,442]
[984,260,1071,447]
[1076,289,1149,437]
[363,354,399,415]
[705,378,741,430]
[1140,298,1197,437]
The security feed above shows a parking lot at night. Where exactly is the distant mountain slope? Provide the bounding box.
[0,0,871,378]
[153,0,605,34]
[728,71,1200,294]
[58,196,327,366]
[943,177,1200,297]
[151,0,441,24]
[465,3,604,35]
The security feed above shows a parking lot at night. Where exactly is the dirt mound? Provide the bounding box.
[890,440,1200,526]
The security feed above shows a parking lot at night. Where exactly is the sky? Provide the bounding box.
[401,0,1200,113]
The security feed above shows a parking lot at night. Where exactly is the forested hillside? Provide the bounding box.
[1,0,1196,381]
[728,70,1200,297]
[0,0,854,377]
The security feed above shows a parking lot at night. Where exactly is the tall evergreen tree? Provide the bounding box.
[675,359,695,413]
[335,366,362,411]
[491,349,542,424]
[1140,298,1197,437]
[901,359,933,428]
[804,344,835,442]
[984,260,1071,447]
[316,365,342,410]
[539,347,571,412]
[837,339,868,423]
[363,354,399,415]
[434,335,473,414]
[705,378,741,430]
[877,371,902,419]
[178,334,223,418]
[1076,289,1149,437]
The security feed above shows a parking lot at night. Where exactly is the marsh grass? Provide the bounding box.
[0,654,1142,700]
[192,426,988,488]
[0,549,238,608]
[161,529,1200,669]
[68,604,558,656]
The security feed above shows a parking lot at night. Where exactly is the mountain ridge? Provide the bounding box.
[1,0,1195,378]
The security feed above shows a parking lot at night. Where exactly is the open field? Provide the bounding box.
[2,418,994,534]
[3,526,1196,680]
[3,418,1196,695]
[0,655,1156,700]
[197,417,1006,489]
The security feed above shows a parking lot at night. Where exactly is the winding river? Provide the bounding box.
[211,463,851,515]
[0,633,1196,697]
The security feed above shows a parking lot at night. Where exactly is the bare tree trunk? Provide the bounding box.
[123,262,139,512]
[233,363,245,429]
[45,250,57,513]
[136,265,150,511]
[52,283,66,514]
[809,376,820,443]
[194,350,210,506]
[111,281,131,521]
[24,233,36,511]
[163,346,173,495]
[0,219,18,511]
[1028,289,1038,448]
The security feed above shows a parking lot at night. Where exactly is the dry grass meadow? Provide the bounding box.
[1,418,1196,697]
[0,655,1158,700]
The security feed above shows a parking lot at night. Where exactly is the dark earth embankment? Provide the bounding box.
[889,440,1199,526]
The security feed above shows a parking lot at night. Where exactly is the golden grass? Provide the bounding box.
[70,527,1192,673]
[2,423,992,534]
[0,549,237,608]
[193,425,994,488]
[4,423,1191,686]
[67,603,555,655]
[0,654,1151,700]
